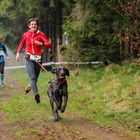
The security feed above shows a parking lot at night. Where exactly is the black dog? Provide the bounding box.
[47,66,70,121]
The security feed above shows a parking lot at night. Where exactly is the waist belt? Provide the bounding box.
[26,53,42,61]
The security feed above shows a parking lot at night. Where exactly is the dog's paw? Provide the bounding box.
[50,116,59,122]
[60,106,65,113]
[54,117,59,122]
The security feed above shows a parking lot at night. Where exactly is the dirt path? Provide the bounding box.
[0,78,139,140]
[0,78,20,140]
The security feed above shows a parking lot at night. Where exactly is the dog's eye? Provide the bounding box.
[58,68,62,71]
[56,68,61,73]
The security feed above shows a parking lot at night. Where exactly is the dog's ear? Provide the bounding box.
[51,68,57,74]
[64,68,70,76]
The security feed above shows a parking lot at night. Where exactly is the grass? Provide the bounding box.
[0,63,140,136]
[68,64,140,136]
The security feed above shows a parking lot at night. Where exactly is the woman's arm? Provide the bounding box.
[40,32,51,48]
[16,32,26,61]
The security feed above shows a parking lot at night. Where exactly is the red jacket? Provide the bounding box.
[17,30,51,55]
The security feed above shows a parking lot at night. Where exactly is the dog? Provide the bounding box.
[47,66,70,121]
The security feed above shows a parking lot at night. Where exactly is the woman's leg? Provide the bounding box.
[25,61,41,94]
[0,61,5,86]
[35,61,41,81]
[26,59,41,103]
[26,60,40,95]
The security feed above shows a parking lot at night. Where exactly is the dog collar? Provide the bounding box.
[58,78,66,86]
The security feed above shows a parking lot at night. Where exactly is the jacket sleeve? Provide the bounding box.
[3,45,9,57]
[17,32,26,53]
[40,32,51,48]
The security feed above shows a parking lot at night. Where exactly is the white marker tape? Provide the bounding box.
[5,61,102,70]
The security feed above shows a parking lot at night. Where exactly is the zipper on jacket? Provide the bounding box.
[32,33,35,54]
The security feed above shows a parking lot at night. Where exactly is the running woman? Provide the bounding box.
[0,40,10,87]
[16,18,51,103]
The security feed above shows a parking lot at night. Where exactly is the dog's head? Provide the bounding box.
[51,66,70,80]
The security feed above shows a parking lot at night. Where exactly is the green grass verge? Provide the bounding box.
[0,63,140,136]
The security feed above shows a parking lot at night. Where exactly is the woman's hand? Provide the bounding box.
[7,57,10,61]
[16,53,20,61]
[34,40,43,46]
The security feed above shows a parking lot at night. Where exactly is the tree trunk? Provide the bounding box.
[56,0,63,44]
[50,7,57,61]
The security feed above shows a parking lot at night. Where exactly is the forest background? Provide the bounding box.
[0,0,140,63]
[0,1,140,138]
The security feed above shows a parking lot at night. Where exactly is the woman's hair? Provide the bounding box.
[27,18,39,26]
[0,35,4,41]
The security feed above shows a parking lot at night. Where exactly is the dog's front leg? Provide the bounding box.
[60,94,68,113]
[53,90,61,121]
[49,96,55,117]
[60,86,68,113]
[54,107,60,121]
[50,97,60,121]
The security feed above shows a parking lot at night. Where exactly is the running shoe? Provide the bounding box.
[25,86,31,94]
[35,94,40,103]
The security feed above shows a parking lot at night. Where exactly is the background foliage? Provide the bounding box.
[0,0,140,62]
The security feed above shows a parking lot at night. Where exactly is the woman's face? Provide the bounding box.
[28,21,38,32]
